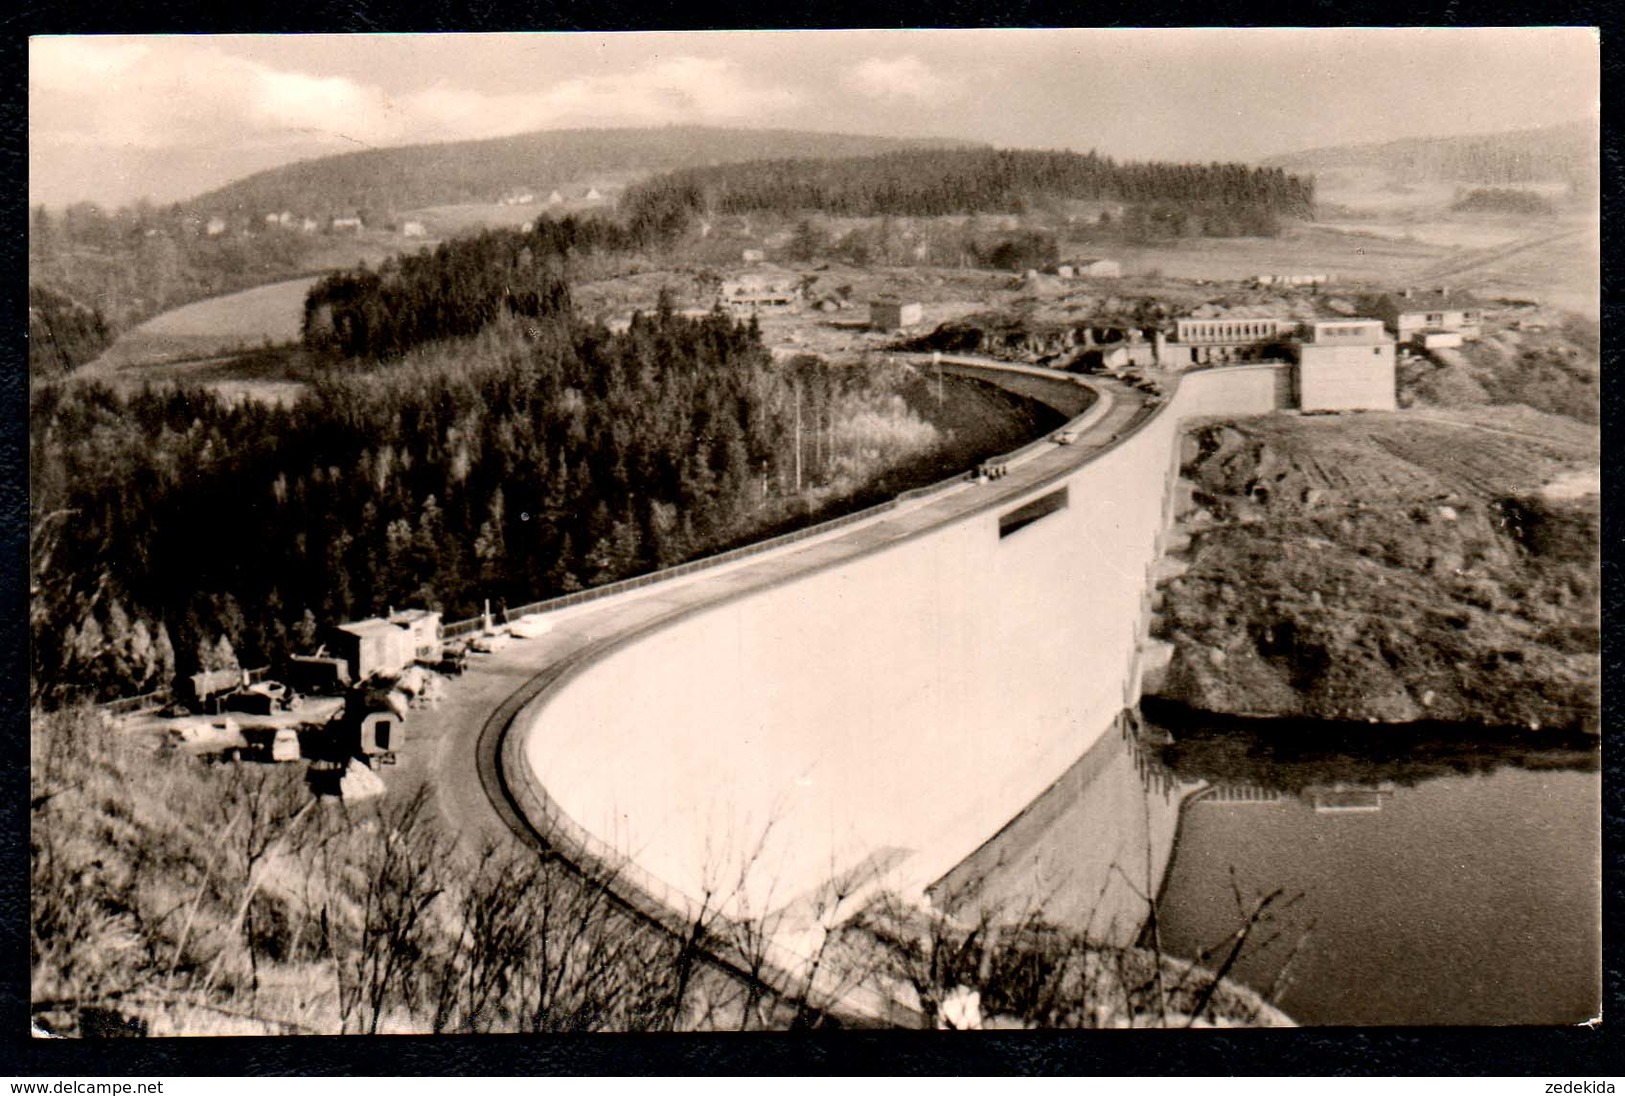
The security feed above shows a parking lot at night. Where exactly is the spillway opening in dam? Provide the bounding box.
[998,486,1070,538]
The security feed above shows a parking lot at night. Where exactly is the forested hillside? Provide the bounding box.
[192,127,980,222]
[301,217,653,360]
[34,209,1040,704]
[31,305,779,701]
[1261,121,1596,188]
[29,202,320,356]
[624,148,1315,236]
[28,285,111,379]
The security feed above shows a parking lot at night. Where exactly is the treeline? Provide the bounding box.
[1451,187,1558,215]
[31,304,949,704]
[1268,122,1596,189]
[29,202,320,347]
[302,214,691,360]
[28,285,111,379]
[192,126,977,223]
[623,147,1315,234]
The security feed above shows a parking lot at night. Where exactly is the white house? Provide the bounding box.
[1370,287,1483,343]
[402,221,427,238]
[1069,257,1121,279]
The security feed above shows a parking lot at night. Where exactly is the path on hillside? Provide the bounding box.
[1415,223,1589,286]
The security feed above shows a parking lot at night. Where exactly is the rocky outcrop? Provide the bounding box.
[1149,414,1599,732]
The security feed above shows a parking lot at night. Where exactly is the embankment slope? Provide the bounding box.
[1152,408,1599,730]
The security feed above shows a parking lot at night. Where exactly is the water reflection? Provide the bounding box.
[929,711,1199,948]
[931,705,1601,1025]
[1152,712,1601,1026]
[1151,703,1600,794]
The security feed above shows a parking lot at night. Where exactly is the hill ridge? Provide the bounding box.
[189,125,987,219]
[1258,119,1596,185]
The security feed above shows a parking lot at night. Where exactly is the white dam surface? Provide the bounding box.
[499,359,1289,939]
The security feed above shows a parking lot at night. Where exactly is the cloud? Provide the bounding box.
[401,56,803,138]
[844,55,954,103]
[30,37,150,92]
[248,67,391,134]
[30,40,810,203]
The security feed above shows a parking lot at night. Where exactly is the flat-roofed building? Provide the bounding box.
[1293,319,1396,412]
[720,266,801,314]
[332,619,410,683]
[870,298,924,331]
[1152,316,1298,368]
[388,608,442,661]
[1174,317,1299,346]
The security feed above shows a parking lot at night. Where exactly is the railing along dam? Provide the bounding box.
[494,356,1292,996]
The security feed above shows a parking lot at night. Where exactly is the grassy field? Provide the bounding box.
[86,276,320,374]
[1107,224,1448,285]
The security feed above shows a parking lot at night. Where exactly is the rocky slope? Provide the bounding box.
[1150,410,1599,732]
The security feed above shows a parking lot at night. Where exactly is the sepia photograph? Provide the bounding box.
[26,28,1602,1041]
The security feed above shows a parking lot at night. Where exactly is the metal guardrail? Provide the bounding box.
[498,498,903,625]
[97,689,172,716]
[440,616,488,640]
[488,356,1122,1025]
[421,356,1114,634]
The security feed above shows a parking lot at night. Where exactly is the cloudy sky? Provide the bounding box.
[30,29,1599,209]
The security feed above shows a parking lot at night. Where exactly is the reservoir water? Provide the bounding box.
[933,712,1601,1026]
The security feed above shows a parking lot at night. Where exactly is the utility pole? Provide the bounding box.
[813,402,822,479]
[793,379,803,493]
[933,350,943,406]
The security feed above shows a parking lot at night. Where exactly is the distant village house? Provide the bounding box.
[402,220,427,238]
[1256,273,1331,287]
[870,298,924,331]
[330,216,364,233]
[1052,257,1121,279]
[719,266,802,315]
[1370,287,1483,344]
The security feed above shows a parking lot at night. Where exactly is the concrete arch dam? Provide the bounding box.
[497,357,1290,950]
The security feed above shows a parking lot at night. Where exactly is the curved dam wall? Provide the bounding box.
[509,361,1291,930]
